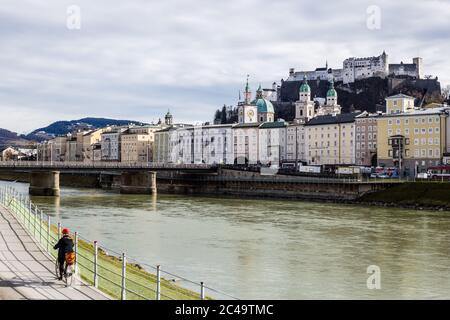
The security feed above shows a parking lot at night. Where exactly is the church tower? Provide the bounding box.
[165,110,173,125]
[238,76,257,124]
[295,75,315,121]
[317,78,341,116]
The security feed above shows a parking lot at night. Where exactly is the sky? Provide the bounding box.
[0,0,449,134]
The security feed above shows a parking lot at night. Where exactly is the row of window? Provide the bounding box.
[388,127,440,135]
[388,149,440,158]
[387,117,440,125]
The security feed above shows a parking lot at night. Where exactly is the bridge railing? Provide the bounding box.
[0,185,237,300]
[0,161,214,170]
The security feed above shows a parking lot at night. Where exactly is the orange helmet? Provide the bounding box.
[62,228,70,235]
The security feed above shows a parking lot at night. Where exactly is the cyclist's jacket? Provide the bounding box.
[54,235,74,260]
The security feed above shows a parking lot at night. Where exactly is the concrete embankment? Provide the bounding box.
[356,182,450,211]
[155,169,388,201]
[3,170,449,210]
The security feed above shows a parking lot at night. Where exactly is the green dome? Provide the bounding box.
[326,79,337,97]
[256,98,274,114]
[327,88,337,97]
[299,75,310,93]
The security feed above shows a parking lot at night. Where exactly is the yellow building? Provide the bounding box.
[120,125,161,163]
[377,96,449,175]
[305,113,359,165]
[385,94,415,114]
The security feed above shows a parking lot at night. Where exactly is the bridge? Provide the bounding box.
[0,161,217,196]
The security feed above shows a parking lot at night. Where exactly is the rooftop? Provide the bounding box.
[305,112,362,126]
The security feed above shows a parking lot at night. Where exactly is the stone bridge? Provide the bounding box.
[0,161,217,196]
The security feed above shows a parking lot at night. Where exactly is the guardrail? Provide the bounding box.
[0,186,237,300]
[0,161,215,170]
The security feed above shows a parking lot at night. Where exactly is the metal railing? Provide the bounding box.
[0,186,237,300]
[0,161,215,170]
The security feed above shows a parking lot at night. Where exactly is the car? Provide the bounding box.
[416,172,429,179]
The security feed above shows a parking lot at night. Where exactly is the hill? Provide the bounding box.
[26,117,148,141]
[214,76,443,123]
[0,128,35,149]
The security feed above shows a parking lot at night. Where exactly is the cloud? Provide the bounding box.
[0,0,449,133]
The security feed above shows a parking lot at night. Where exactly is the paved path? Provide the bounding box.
[0,204,110,300]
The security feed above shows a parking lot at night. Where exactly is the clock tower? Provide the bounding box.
[238,77,257,124]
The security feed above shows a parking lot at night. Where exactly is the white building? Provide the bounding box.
[342,51,389,84]
[232,123,260,165]
[170,124,233,164]
[286,52,423,85]
[286,120,307,164]
[258,121,288,165]
[101,128,127,162]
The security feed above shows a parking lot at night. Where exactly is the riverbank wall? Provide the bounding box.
[154,169,389,201]
[2,170,449,210]
[356,182,450,211]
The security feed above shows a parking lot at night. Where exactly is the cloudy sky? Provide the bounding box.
[1,0,449,133]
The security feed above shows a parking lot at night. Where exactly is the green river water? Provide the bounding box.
[1,180,449,299]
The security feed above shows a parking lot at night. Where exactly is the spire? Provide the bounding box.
[245,74,250,94]
[326,59,328,69]
[256,83,263,99]
[244,75,251,104]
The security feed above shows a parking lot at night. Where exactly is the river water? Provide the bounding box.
[1,180,450,299]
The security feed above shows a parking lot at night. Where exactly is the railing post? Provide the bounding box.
[74,232,78,275]
[47,215,50,252]
[28,200,32,230]
[39,210,43,245]
[200,281,205,300]
[57,222,61,240]
[93,241,98,288]
[156,265,161,300]
[33,204,36,237]
[121,253,126,300]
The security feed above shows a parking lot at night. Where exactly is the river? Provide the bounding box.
[1,180,450,299]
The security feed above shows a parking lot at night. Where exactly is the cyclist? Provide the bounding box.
[54,228,74,281]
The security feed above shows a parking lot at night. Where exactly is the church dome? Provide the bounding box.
[299,75,311,93]
[256,98,274,114]
[326,79,337,97]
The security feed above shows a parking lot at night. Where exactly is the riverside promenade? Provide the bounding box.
[0,204,109,300]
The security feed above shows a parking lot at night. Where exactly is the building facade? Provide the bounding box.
[258,121,288,165]
[355,111,380,166]
[305,113,359,166]
[377,106,450,176]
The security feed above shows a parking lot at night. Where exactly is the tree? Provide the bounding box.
[213,109,221,124]
[4,149,15,161]
[442,85,450,102]
[221,105,227,124]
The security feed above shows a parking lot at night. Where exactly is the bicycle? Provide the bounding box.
[55,256,75,287]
